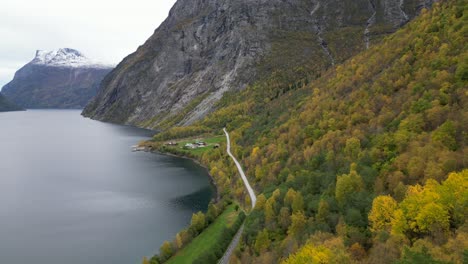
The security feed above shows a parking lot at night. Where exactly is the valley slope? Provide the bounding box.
[83,0,435,129]
[149,0,467,263]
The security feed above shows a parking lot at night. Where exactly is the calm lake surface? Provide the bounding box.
[0,110,214,264]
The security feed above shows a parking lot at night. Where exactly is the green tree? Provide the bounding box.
[432,120,458,151]
[159,241,173,262]
[335,164,364,206]
[396,247,450,264]
[344,137,361,160]
[256,194,267,210]
[190,212,206,234]
[206,203,219,223]
[265,199,277,229]
[254,229,271,253]
[292,192,304,213]
[316,200,330,223]
[279,207,292,230]
[439,170,468,225]
[414,202,450,234]
[288,211,307,237]
[284,188,297,207]
[455,60,468,81]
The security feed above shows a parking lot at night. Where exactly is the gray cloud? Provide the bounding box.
[0,0,176,89]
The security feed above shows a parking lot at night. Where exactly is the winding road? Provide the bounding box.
[219,128,256,264]
[223,128,257,208]
[218,224,244,264]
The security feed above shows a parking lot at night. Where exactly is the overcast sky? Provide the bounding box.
[0,0,177,89]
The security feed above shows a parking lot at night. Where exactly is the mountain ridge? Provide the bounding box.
[2,49,113,109]
[82,0,436,129]
[31,48,114,69]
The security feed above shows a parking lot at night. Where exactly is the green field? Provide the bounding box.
[166,205,239,264]
[163,135,226,157]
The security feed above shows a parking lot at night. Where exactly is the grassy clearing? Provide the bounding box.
[163,135,226,157]
[166,205,239,264]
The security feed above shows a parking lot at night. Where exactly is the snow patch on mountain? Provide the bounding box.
[31,48,114,69]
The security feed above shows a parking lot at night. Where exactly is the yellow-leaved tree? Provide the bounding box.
[368,170,468,240]
[368,195,398,232]
[282,236,352,264]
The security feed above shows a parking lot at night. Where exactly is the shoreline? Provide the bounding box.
[137,146,221,203]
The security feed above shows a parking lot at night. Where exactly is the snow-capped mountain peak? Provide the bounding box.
[31,48,113,69]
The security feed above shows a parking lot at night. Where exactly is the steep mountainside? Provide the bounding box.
[149,0,466,263]
[0,93,22,112]
[83,0,434,128]
[2,49,113,109]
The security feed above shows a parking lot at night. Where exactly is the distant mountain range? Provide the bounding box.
[2,48,113,109]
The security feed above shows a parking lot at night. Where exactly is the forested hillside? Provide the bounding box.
[149,0,467,263]
[0,93,22,112]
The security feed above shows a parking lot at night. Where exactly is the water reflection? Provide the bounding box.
[0,110,213,264]
[170,186,214,211]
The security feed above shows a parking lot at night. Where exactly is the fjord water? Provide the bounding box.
[0,110,214,264]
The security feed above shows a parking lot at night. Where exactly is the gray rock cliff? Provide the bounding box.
[83,0,434,128]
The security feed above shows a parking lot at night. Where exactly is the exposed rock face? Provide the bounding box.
[2,49,113,109]
[0,93,22,112]
[83,0,434,128]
